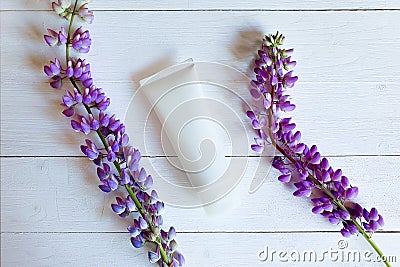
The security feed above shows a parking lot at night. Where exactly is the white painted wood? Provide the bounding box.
[2,11,400,84]
[1,11,400,156]
[1,0,400,11]
[2,156,399,232]
[2,232,400,266]
[2,81,400,156]
[1,2,400,266]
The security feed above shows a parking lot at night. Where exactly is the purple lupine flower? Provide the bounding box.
[44,58,63,88]
[43,2,184,266]
[44,58,61,77]
[52,0,72,19]
[80,139,99,160]
[71,27,91,53]
[247,32,388,265]
[67,58,93,87]
[44,27,67,46]
[78,3,94,24]
[111,196,136,217]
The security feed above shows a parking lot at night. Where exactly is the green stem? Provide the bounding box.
[65,0,78,61]
[63,1,170,264]
[265,39,390,267]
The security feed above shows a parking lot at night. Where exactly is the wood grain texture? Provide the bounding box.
[1,1,400,266]
[2,156,399,233]
[2,11,400,84]
[1,11,400,156]
[2,233,400,266]
[1,0,400,11]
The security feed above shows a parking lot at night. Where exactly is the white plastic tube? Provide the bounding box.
[139,60,240,214]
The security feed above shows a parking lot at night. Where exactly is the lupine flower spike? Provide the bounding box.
[248,32,390,267]
[44,1,184,266]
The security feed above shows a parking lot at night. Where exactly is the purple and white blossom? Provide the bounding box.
[43,1,184,266]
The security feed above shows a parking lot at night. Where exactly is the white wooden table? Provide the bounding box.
[1,1,400,266]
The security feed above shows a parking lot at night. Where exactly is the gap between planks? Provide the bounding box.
[2,230,400,234]
[1,9,400,12]
[1,155,400,158]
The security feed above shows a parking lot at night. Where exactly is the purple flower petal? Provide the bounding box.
[293,143,305,153]
[363,208,370,221]
[251,144,264,153]
[312,205,324,214]
[62,107,74,117]
[126,196,136,212]
[107,148,116,162]
[263,95,271,109]
[280,102,296,112]
[377,215,385,227]
[345,187,358,199]
[250,89,261,99]
[252,119,261,129]
[340,228,351,238]
[148,251,160,264]
[98,184,111,193]
[139,217,148,230]
[341,176,350,188]
[293,188,311,197]
[168,227,176,240]
[369,208,379,221]
[285,61,297,70]
[347,222,359,234]
[80,122,91,135]
[278,173,291,183]
[176,253,185,266]
[169,239,178,252]
[292,131,301,143]
[97,167,107,180]
[322,203,333,212]
[127,225,140,237]
[107,175,118,191]
[111,204,125,214]
[50,78,62,89]
[121,169,131,185]
[44,65,53,77]
[144,175,153,188]
[131,237,143,248]
[84,147,98,160]
[363,222,372,232]
[284,48,294,55]
[339,210,350,220]
[71,120,81,132]
[310,152,321,164]
[328,216,340,224]
[121,133,129,146]
[44,35,57,46]
[270,75,278,86]
[320,169,330,182]
[82,78,93,88]
[62,95,74,107]
[98,98,110,111]
[331,169,342,181]
[246,110,256,120]
[369,220,380,232]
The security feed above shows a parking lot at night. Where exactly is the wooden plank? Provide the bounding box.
[1,157,399,233]
[1,0,400,11]
[2,232,399,266]
[2,11,400,84]
[1,11,400,156]
[2,80,400,156]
